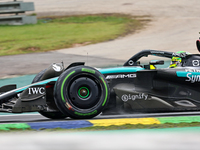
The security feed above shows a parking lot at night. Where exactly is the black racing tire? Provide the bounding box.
[32,69,68,119]
[54,66,110,119]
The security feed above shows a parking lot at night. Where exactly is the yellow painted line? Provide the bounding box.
[89,118,160,127]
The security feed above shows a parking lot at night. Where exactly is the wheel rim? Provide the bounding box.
[78,87,90,99]
[68,76,101,109]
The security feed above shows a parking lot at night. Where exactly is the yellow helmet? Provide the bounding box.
[169,57,182,68]
[169,51,190,68]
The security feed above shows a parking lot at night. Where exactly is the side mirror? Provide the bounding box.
[150,60,164,65]
[196,40,200,52]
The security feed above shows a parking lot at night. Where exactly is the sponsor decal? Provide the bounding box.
[185,69,200,72]
[121,93,149,102]
[28,87,45,95]
[192,60,200,66]
[172,52,187,57]
[150,51,164,54]
[52,64,62,72]
[172,52,177,57]
[82,68,95,74]
[65,102,73,110]
[186,73,200,83]
[106,74,136,79]
[177,71,200,83]
[74,110,97,116]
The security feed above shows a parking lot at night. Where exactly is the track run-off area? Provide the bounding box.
[1,111,200,150]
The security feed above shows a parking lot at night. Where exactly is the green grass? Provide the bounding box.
[0,14,145,56]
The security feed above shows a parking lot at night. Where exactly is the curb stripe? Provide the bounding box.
[157,116,200,124]
[28,121,93,130]
[88,118,160,127]
[0,123,30,131]
[1,116,200,130]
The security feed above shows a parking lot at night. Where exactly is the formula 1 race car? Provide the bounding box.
[1,42,200,119]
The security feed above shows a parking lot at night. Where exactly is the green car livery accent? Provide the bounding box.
[74,110,97,116]
[78,87,90,98]
[61,71,76,103]
[82,68,95,74]
[100,76,108,106]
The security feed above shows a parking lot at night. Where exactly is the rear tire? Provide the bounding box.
[54,66,110,119]
[32,69,68,119]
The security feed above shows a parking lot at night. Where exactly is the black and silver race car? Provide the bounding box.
[1,41,200,119]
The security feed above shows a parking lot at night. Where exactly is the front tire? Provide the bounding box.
[54,66,110,119]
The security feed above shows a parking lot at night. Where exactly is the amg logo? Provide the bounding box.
[28,87,45,95]
[106,74,136,79]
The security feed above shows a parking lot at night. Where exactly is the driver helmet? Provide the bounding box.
[169,51,190,68]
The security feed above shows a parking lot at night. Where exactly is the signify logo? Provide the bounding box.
[121,93,149,102]
[106,74,136,79]
[186,73,200,83]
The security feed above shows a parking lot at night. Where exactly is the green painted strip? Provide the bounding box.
[61,71,75,103]
[0,123,30,131]
[100,76,108,106]
[157,116,200,124]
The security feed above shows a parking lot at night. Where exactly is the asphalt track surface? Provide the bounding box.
[2,111,200,124]
[1,0,200,149]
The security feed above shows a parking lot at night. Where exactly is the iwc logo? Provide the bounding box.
[28,87,45,95]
